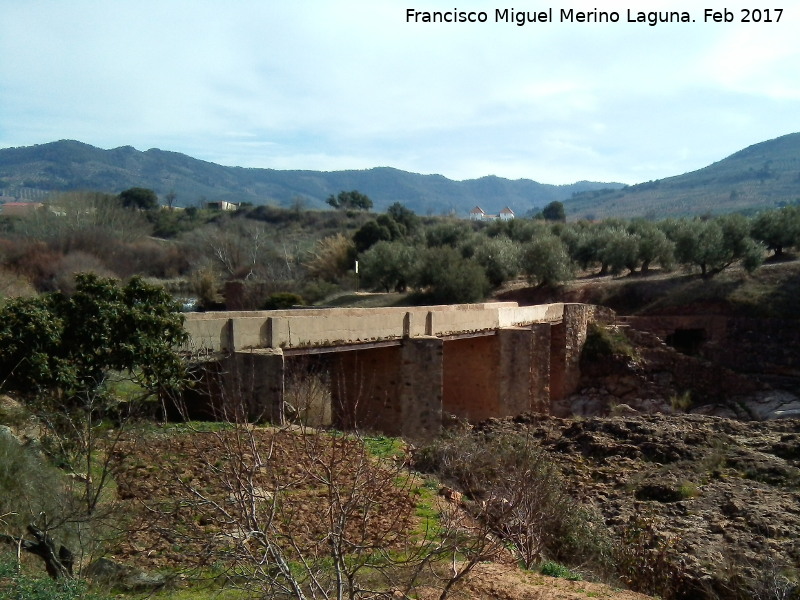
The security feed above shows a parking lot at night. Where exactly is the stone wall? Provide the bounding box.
[620,315,800,389]
[183,302,566,354]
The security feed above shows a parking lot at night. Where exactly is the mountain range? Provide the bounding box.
[1,133,799,219]
[567,132,800,219]
[0,140,620,217]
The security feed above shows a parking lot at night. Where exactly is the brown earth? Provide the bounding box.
[107,424,656,600]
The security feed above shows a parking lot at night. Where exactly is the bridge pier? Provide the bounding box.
[225,349,285,423]
[329,337,443,440]
[530,323,552,412]
[399,336,443,439]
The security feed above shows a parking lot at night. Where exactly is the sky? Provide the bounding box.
[2,1,800,185]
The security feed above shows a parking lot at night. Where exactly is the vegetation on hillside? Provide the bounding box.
[568,132,800,219]
[2,188,800,311]
[0,140,621,215]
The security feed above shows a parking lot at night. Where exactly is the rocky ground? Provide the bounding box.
[476,412,800,599]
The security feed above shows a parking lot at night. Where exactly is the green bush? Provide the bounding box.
[413,246,490,304]
[0,553,107,600]
[0,273,187,402]
[263,292,306,310]
[581,323,637,362]
[540,560,582,581]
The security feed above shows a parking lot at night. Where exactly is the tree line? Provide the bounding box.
[2,189,800,308]
[353,203,800,303]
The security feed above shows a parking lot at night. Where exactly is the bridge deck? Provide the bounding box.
[184,302,566,353]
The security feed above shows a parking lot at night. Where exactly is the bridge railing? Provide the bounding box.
[183,302,566,353]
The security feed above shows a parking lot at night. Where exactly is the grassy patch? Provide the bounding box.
[0,552,110,600]
[581,323,637,361]
[540,560,583,581]
[363,434,405,459]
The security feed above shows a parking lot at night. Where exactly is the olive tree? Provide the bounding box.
[668,217,763,277]
[520,234,574,287]
[751,206,800,257]
[471,235,521,287]
[359,240,418,293]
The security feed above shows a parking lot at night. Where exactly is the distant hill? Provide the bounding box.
[566,132,800,220]
[0,140,622,216]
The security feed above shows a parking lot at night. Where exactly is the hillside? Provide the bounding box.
[566,132,800,220]
[0,140,621,216]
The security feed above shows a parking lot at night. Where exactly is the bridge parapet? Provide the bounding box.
[183,302,566,353]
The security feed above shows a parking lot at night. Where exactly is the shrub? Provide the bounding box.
[614,516,689,599]
[670,390,693,412]
[0,434,72,536]
[0,552,108,600]
[581,323,637,362]
[540,560,582,580]
[413,246,490,304]
[415,431,614,571]
[263,292,306,310]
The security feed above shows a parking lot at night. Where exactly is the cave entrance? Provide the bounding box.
[665,328,707,356]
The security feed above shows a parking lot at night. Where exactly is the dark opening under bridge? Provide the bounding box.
[183,302,609,438]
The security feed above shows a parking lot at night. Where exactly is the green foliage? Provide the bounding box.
[147,206,212,238]
[519,234,573,287]
[424,221,474,248]
[678,481,698,499]
[352,216,403,252]
[627,219,675,272]
[751,206,800,257]
[17,191,152,252]
[472,235,521,287]
[486,217,550,243]
[599,227,639,275]
[118,187,158,211]
[0,274,187,401]
[666,216,764,277]
[262,292,305,310]
[304,233,356,283]
[362,435,405,459]
[325,190,373,211]
[614,517,689,599]
[0,553,108,599]
[581,323,637,362]
[415,432,614,572]
[0,434,73,536]
[386,202,419,235]
[540,561,582,580]
[413,246,490,304]
[359,240,418,293]
[670,390,693,412]
[539,200,566,222]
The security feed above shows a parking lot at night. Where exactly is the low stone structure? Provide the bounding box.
[183,302,611,438]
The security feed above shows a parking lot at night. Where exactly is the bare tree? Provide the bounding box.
[112,364,508,600]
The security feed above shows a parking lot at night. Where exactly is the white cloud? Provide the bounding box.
[2,0,800,184]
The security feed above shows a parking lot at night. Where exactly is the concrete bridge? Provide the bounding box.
[183,302,609,438]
